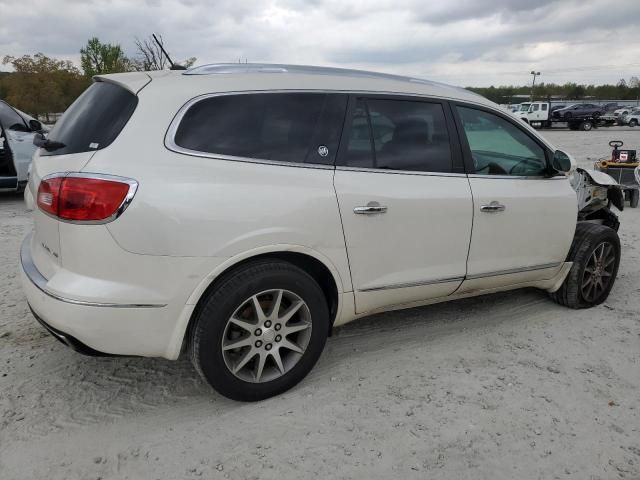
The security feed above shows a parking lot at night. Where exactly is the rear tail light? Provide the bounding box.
[37,174,137,223]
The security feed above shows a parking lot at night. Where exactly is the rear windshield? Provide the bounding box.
[41,81,137,156]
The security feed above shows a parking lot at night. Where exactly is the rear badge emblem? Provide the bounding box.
[318,145,329,157]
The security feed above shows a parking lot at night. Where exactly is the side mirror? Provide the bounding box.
[552,150,573,173]
[29,119,43,132]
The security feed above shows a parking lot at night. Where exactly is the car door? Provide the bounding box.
[334,96,473,314]
[539,103,549,121]
[452,104,577,293]
[0,102,35,184]
[530,103,541,121]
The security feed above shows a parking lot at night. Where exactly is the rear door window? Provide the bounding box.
[41,82,138,157]
[173,93,348,165]
[342,98,453,173]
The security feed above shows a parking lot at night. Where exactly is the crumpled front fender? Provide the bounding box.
[576,167,619,186]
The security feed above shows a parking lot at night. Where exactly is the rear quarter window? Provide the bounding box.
[41,82,138,157]
[172,93,348,165]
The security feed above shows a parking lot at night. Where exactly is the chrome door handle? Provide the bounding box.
[480,201,506,213]
[354,202,387,215]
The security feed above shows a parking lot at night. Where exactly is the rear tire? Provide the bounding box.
[629,119,638,127]
[190,259,329,401]
[549,223,620,309]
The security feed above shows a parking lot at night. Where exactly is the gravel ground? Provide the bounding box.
[1,128,639,479]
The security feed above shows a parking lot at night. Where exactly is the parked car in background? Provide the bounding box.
[613,107,632,116]
[21,64,623,401]
[552,103,605,119]
[0,100,47,192]
[623,109,640,127]
[602,103,621,113]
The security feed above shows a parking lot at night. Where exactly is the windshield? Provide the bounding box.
[41,81,138,156]
[519,104,531,111]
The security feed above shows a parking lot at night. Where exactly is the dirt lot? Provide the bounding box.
[1,128,639,479]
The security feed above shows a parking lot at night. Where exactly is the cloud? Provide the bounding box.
[0,0,639,86]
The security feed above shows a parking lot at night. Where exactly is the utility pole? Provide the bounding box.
[530,71,541,102]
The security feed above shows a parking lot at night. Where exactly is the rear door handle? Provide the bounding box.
[354,202,387,215]
[480,201,506,213]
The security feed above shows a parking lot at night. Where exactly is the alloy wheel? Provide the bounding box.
[221,289,312,383]
[581,241,616,303]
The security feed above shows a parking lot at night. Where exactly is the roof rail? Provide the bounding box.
[183,63,435,85]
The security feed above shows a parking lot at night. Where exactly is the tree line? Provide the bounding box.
[0,36,196,118]
[468,78,640,105]
[2,36,639,118]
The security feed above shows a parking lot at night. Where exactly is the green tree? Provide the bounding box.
[80,37,131,77]
[1,53,89,117]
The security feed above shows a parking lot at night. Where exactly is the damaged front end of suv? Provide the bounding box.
[570,167,624,231]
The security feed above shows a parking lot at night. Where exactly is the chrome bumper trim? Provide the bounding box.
[20,233,166,309]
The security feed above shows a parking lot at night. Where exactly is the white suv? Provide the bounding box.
[21,64,622,401]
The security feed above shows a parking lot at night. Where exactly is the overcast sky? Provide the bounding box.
[1,0,639,87]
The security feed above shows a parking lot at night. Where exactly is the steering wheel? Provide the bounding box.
[509,158,542,175]
[609,140,624,148]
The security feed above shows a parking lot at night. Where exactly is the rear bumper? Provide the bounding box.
[20,232,185,358]
[28,305,114,356]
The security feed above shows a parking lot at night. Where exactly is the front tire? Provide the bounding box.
[190,260,329,401]
[580,121,593,131]
[550,223,620,309]
[629,119,638,127]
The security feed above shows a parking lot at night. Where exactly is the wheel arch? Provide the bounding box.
[165,246,347,359]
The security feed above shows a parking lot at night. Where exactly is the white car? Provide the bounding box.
[0,100,46,192]
[622,109,640,127]
[21,64,622,401]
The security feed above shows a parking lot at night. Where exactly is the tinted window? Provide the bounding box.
[542,104,548,111]
[343,98,452,173]
[457,106,547,176]
[41,82,138,157]
[0,101,28,131]
[174,93,348,165]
